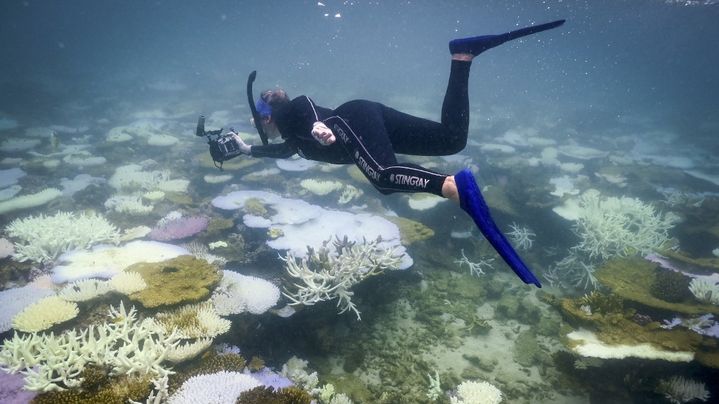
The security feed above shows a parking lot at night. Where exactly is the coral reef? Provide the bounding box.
[595,258,719,315]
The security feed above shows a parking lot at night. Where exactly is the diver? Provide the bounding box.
[226,20,566,287]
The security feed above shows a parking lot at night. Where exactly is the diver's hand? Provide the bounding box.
[311,121,336,146]
[228,131,252,155]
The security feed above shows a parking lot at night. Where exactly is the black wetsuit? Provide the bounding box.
[250,60,471,197]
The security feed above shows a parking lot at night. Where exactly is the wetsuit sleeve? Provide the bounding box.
[249,141,297,159]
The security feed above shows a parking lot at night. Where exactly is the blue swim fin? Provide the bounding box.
[455,168,541,287]
[450,19,565,56]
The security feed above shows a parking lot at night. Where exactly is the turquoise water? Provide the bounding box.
[1,1,718,403]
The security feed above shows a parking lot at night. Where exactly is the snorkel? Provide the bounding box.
[246,70,269,145]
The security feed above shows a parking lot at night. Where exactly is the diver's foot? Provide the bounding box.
[449,19,565,57]
[454,168,542,287]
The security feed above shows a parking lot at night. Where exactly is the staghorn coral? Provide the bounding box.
[0,302,179,392]
[657,376,710,404]
[572,190,678,260]
[281,236,402,320]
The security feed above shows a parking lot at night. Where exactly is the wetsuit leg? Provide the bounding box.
[326,101,448,196]
[383,60,472,156]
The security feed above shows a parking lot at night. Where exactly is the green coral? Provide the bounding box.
[244,197,269,216]
[650,268,692,303]
[236,386,313,404]
[32,373,152,404]
[127,255,221,308]
[383,216,434,245]
[206,217,235,234]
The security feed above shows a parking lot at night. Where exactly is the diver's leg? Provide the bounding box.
[450,19,565,57]
[383,59,471,156]
[327,101,448,196]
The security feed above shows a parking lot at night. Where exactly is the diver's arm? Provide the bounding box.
[229,132,296,159]
[249,142,297,159]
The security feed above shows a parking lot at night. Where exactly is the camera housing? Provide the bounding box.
[195,115,243,169]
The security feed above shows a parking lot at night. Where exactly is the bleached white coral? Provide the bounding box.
[280,356,319,392]
[688,277,719,305]
[211,271,280,316]
[5,211,121,264]
[184,241,227,266]
[454,249,494,277]
[572,190,678,260]
[167,371,260,404]
[165,337,213,364]
[300,178,343,195]
[104,194,154,214]
[155,302,231,339]
[108,163,188,194]
[507,222,535,250]
[12,295,79,332]
[108,271,147,295]
[0,302,179,392]
[0,188,62,216]
[282,237,402,320]
[450,380,503,404]
[58,279,112,302]
[658,376,710,404]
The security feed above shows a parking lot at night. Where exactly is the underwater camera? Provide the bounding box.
[195,115,243,169]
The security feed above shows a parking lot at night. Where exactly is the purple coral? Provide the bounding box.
[148,215,209,241]
[249,368,293,390]
[0,369,37,404]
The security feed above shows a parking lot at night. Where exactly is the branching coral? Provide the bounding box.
[5,211,121,264]
[657,376,710,404]
[281,236,402,320]
[572,190,678,260]
[0,302,179,392]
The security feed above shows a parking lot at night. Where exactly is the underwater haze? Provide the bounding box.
[1,0,719,403]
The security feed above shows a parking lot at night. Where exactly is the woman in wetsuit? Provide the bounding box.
[230,20,565,287]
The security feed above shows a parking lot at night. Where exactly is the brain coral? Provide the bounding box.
[126,256,221,308]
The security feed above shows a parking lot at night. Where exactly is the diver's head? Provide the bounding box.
[255,88,289,139]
